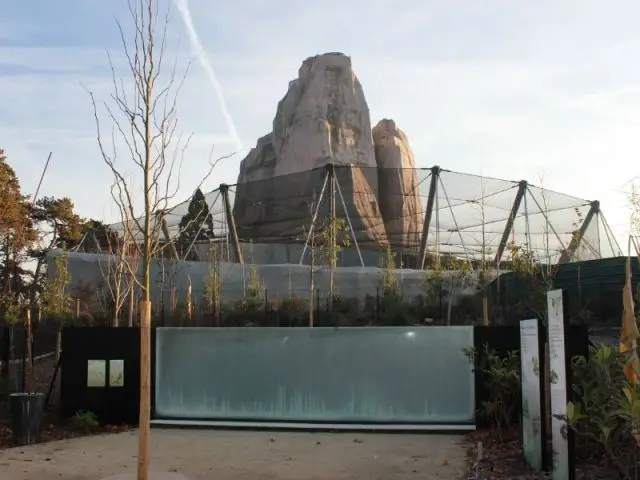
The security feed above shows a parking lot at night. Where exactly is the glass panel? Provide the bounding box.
[155,327,475,424]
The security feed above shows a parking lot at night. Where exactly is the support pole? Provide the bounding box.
[334,173,365,267]
[524,189,532,250]
[600,212,623,256]
[494,180,527,265]
[160,215,179,259]
[74,231,89,252]
[418,166,441,270]
[220,184,244,264]
[558,200,600,264]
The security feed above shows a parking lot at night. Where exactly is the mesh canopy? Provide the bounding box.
[105,165,621,265]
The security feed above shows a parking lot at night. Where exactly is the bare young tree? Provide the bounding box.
[302,195,350,326]
[86,1,230,478]
[204,243,224,326]
[97,193,139,327]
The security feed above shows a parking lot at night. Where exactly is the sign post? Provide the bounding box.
[547,289,575,480]
[520,318,545,471]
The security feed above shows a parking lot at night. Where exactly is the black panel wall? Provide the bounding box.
[61,327,157,426]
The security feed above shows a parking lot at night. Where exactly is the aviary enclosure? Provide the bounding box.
[45,165,617,429]
[51,164,621,327]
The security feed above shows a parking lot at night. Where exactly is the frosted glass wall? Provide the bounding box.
[155,327,475,424]
[56,250,484,307]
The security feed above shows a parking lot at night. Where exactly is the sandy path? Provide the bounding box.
[0,428,468,480]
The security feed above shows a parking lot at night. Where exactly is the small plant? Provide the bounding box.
[71,410,100,433]
[316,217,350,268]
[464,344,520,442]
[381,245,399,296]
[40,249,71,317]
[2,294,22,324]
[422,264,446,310]
[312,216,350,305]
[204,245,223,325]
[421,256,473,323]
[507,241,555,323]
[246,263,263,300]
[566,345,639,478]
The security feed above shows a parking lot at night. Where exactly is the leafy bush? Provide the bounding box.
[464,344,520,441]
[71,410,99,433]
[566,344,640,478]
[377,293,417,326]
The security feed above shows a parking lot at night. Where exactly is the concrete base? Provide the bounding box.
[101,474,188,480]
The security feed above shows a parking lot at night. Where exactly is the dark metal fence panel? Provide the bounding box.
[60,327,150,425]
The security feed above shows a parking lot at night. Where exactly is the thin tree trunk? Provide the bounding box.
[25,308,34,392]
[113,282,121,327]
[309,239,315,328]
[329,176,336,312]
[137,300,151,479]
[128,286,134,327]
[3,236,10,300]
[137,24,154,476]
[29,257,45,308]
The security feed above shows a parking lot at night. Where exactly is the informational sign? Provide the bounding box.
[547,289,574,480]
[109,359,125,387]
[87,359,106,387]
[520,319,543,471]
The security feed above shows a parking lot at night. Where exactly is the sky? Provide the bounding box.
[1,0,640,248]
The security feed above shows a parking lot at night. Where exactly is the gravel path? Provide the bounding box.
[0,428,467,479]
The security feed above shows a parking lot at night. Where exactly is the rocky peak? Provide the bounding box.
[271,52,375,177]
[372,119,423,249]
[233,53,423,252]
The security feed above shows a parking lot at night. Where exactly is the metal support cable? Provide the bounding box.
[299,171,330,265]
[439,177,473,268]
[334,174,365,267]
[526,190,567,261]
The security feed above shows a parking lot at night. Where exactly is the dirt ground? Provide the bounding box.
[0,428,468,480]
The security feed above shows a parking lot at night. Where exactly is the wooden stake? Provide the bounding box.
[55,330,62,365]
[25,308,34,392]
[137,300,151,480]
[186,276,192,321]
[128,287,135,327]
[482,295,489,326]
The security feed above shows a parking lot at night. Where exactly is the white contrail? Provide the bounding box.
[174,0,244,153]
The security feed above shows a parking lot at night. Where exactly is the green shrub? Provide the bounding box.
[567,344,639,478]
[464,344,520,441]
[71,410,100,433]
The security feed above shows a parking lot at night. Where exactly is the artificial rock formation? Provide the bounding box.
[236,53,376,183]
[373,119,423,250]
[233,53,422,251]
[271,52,376,175]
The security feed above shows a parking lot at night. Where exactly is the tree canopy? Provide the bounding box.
[0,148,100,314]
[177,188,214,259]
[0,149,37,306]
